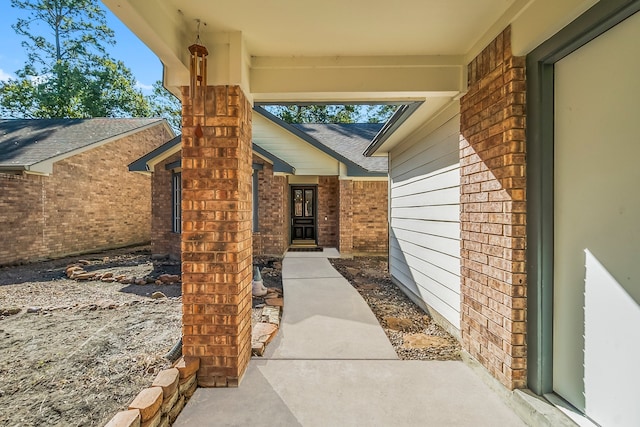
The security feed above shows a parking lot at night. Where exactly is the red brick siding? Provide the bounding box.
[338,179,354,254]
[317,176,339,248]
[253,155,288,256]
[459,26,527,390]
[181,85,253,387]
[352,181,388,254]
[152,151,182,260]
[0,124,169,266]
[0,173,46,264]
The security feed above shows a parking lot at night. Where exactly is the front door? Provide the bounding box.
[291,186,317,244]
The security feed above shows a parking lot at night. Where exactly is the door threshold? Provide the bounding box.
[543,394,599,427]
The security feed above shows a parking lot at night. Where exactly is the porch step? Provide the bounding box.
[291,240,317,247]
[289,241,322,252]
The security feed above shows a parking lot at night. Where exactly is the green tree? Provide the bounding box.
[147,81,182,132]
[0,0,156,119]
[264,104,396,124]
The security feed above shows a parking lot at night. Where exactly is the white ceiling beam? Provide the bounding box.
[250,56,464,100]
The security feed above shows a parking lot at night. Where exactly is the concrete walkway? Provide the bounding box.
[174,249,526,427]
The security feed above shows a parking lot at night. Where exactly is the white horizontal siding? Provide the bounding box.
[389,110,461,330]
[253,114,340,175]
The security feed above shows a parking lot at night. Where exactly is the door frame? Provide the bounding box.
[526,0,640,395]
[290,185,318,244]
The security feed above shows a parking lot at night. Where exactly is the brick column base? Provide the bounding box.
[181,85,253,387]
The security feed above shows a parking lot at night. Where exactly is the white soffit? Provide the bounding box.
[161,0,518,57]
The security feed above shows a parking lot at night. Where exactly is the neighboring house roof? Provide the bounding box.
[128,134,182,173]
[291,123,387,173]
[0,118,170,174]
[253,106,387,177]
[128,135,296,175]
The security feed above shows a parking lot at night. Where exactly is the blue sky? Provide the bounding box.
[0,3,163,93]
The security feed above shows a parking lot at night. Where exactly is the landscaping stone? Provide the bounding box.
[151,368,179,398]
[128,387,163,422]
[252,342,265,356]
[160,389,179,414]
[26,307,42,313]
[174,356,199,379]
[384,317,415,331]
[104,409,141,427]
[264,297,283,307]
[178,375,196,395]
[1,307,21,316]
[151,292,166,300]
[140,409,161,427]
[262,306,280,325]
[402,333,451,349]
[168,395,185,423]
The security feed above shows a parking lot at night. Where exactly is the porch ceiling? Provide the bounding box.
[102,0,596,149]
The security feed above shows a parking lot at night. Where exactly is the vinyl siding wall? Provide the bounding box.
[389,106,461,332]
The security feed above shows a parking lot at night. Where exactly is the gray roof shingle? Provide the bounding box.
[0,118,164,169]
[292,123,387,173]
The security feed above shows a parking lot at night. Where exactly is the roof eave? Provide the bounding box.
[364,101,423,156]
[128,134,182,173]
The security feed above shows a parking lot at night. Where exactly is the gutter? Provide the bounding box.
[363,101,423,157]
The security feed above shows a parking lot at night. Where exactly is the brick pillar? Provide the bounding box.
[338,179,353,255]
[181,85,253,387]
[459,26,527,390]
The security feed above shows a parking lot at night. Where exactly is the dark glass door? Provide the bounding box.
[291,186,316,243]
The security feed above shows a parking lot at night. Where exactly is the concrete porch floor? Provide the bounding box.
[173,249,527,427]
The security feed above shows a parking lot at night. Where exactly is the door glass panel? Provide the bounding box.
[304,189,313,217]
[294,190,303,217]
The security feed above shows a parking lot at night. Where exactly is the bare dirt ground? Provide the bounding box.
[0,246,182,427]
[0,250,456,426]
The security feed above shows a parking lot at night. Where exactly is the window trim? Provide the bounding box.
[172,172,181,234]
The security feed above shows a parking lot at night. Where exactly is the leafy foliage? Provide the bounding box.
[147,81,182,132]
[0,0,181,129]
[264,104,397,124]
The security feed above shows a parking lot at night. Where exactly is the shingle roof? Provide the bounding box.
[0,118,165,169]
[292,123,387,173]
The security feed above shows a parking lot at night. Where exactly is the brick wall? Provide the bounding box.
[459,26,527,390]
[152,152,182,260]
[318,176,339,248]
[0,124,169,266]
[352,180,388,254]
[181,85,253,387]
[253,155,288,256]
[0,173,46,264]
[338,179,354,255]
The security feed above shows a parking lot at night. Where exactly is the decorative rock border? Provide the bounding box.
[251,287,283,356]
[104,357,199,427]
[65,262,181,286]
[0,297,180,320]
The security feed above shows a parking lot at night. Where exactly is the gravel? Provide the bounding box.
[330,257,461,361]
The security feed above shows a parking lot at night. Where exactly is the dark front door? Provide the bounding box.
[291,186,317,243]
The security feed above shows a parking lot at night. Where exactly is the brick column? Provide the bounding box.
[338,179,353,255]
[181,86,253,387]
[459,26,527,390]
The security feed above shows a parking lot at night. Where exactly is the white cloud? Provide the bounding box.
[0,69,15,82]
[135,81,153,92]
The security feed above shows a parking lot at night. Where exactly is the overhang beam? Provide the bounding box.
[251,56,464,100]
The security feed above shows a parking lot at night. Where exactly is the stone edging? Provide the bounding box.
[104,356,199,427]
